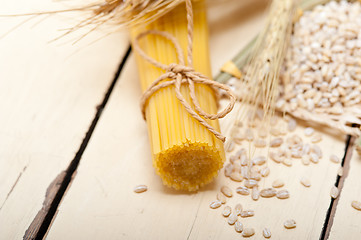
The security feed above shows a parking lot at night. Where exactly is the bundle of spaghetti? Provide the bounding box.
[130,0,227,191]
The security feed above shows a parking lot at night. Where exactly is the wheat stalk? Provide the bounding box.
[230,0,296,132]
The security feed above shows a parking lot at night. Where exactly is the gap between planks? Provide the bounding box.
[23,45,132,240]
[320,135,355,240]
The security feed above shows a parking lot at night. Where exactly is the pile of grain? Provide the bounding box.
[279,1,361,118]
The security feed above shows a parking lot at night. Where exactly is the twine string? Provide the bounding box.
[133,0,236,142]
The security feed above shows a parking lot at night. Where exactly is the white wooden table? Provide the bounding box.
[1,0,360,239]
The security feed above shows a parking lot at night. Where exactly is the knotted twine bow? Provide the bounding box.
[133,0,236,142]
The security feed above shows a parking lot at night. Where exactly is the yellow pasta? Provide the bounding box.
[131,0,225,191]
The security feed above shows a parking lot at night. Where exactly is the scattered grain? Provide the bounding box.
[337,167,343,177]
[351,201,361,211]
[234,203,243,216]
[235,221,244,233]
[230,172,243,182]
[330,154,340,164]
[284,219,296,229]
[250,171,262,181]
[300,177,311,187]
[228,213,238,225]
[222,206,232,217]
[263,228,271,238]
[310,153,319,164]
[311,145,323,158]
[242,228,255,237]
[245,179,258,188]
[133,185,148,193]
[240,210,255,218]
[221,186,233,198]
[272,179,285,188]
[260,188,277,198]
[276,189,290,199]
[236,186,250,195]
[241,166,249,179]
[210,200,222,209]
[330,186,339,199]
[252,186,260,201]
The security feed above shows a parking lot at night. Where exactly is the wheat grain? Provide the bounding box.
[252,186,260,201]
[221,186,233,198]
[330,154,340,164]
[134,185,148,193]
[222,206,232,217]
[260,188,277,198]
[245,179,258,188]
[235,203,243,216]
[240,210,255,218]
[210,200,222,209]
[337,167,344,176]
[242,228,255,237]
[235,221,244,233]
[284,219,296,229]
[236,186,250,195]
[330,186,339,199]
[263,228,271,238]
[276,189,290,199]
[228,212,238,225]
[300,177,311,187]
[351,201,361,211]
[272,179,285,188]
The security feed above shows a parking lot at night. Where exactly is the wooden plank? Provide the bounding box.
[0,0,129,239]
[328,141,361,240]
[208,0,267,75]
[46,2,348,239]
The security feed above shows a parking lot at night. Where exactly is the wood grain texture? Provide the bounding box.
[45,60,347,240]
[0,1,129,239]
[45,2,348,239]
[328,144,361,240]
